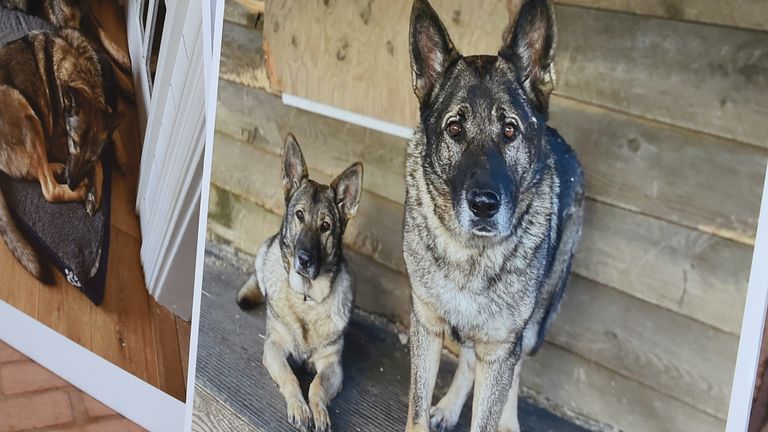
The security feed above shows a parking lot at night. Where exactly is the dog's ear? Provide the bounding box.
[282,133,308,200]
[409,0,459,103]
[499,0,556,113]
[331,162,363,225]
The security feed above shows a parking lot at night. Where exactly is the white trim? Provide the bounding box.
[282,93,415,140]
[184,0,223,429]
[0,301,185,431]
[727,164,768,432]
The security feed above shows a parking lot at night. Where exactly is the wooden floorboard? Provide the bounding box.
[196,246,590,432]
[0,97,188,400]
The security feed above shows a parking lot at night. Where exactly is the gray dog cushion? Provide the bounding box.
[0,6,54,45]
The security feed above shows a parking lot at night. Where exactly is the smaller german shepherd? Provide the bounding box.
[0,29,123,279]
[236,134,363,432]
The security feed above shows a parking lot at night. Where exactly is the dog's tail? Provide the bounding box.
[236,274,265,310]
[0,189,42,279]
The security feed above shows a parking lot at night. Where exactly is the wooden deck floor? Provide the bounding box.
[193,244,590,432]
[0,96,190,402]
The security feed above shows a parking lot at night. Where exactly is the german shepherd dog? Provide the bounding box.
[236,134,363,432]
[403,0,584,431]
[0,29,123,279]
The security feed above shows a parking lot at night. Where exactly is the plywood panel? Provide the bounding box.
[149,299,186,401]
[264,1,768,148]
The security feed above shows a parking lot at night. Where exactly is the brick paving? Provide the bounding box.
[0,341,144,432]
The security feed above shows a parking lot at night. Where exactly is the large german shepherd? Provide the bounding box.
[236,134,363,432]
[403,0,584,431]
[0,29,123,279]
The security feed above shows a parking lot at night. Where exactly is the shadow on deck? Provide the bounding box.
[196,244,590,432]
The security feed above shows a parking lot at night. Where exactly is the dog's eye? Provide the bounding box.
[320,221,331,233]
[504,123,516,139]
[295,209,304,222]
[446,121,461,137]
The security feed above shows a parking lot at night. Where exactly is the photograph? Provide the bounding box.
[192,0,767,432]
[0,0,208,430]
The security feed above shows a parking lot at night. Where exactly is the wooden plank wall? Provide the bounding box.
[210,1,767,430]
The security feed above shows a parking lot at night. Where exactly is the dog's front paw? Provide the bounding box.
[429,403,460,432]
[310,401,330,432]
[286,397,313,432]
[85,189,98,216]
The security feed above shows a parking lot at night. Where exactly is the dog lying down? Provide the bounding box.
[237,134,363,432]
[0,8,120,304]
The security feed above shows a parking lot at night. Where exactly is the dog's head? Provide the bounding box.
[279,134,363,289]
[62,86,123,190]
[409,0,555,240]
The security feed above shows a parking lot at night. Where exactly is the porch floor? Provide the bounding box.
[194,244,590,431]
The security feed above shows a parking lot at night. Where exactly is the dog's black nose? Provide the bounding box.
[468,189,500,219]
[297,249,314,269]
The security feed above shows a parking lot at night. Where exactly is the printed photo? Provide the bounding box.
[0,0,207,430]
[192,0,766,431]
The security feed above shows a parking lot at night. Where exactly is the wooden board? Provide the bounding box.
[220,21,270,90]
[224,0,261,28]
[216,78,765,244]
[556,0,768,31]
[213,83,752,334]
[177,316,192,386]
[149,298,187,401]
[192,385,259,432]
[206,185,737,421]
[264,1,768,148]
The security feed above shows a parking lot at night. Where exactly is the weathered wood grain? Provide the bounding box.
[556,0,768,32]
[224,0,260,28]
[214,83,752,334]
[524,343,724,432]
[192,385,259,432]
[176,316,191,386]
[551,275,736,418]
[220,21,270,90]
[264,1,768,148]
[216,79,765,244]
[206,182,738,420]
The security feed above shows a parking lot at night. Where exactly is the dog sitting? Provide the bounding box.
[236,133,363,432]
[403,0,584,431]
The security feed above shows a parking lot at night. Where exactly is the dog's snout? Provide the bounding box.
[467,189,500,219]
[297,249,314,269]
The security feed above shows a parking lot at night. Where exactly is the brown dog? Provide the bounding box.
[0,29,122,279]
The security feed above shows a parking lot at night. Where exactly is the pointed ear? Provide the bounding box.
[282,133,308,200]
[409,0,459,103]
[105,111,125,132]
[330,162,363,224]
[499,0,556,113]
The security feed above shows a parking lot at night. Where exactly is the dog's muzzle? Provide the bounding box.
[294,248,319,280]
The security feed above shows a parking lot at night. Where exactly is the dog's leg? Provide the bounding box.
[38,163,87,202]
[497,359,523,432]
[407,301,443,432]
[430,345,475,432]
[308,346,343,432]
[469,341,519,432]
[263,338,313,432]
[85,161,103,216]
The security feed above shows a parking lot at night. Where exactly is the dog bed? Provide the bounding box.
[0,7,113,305]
